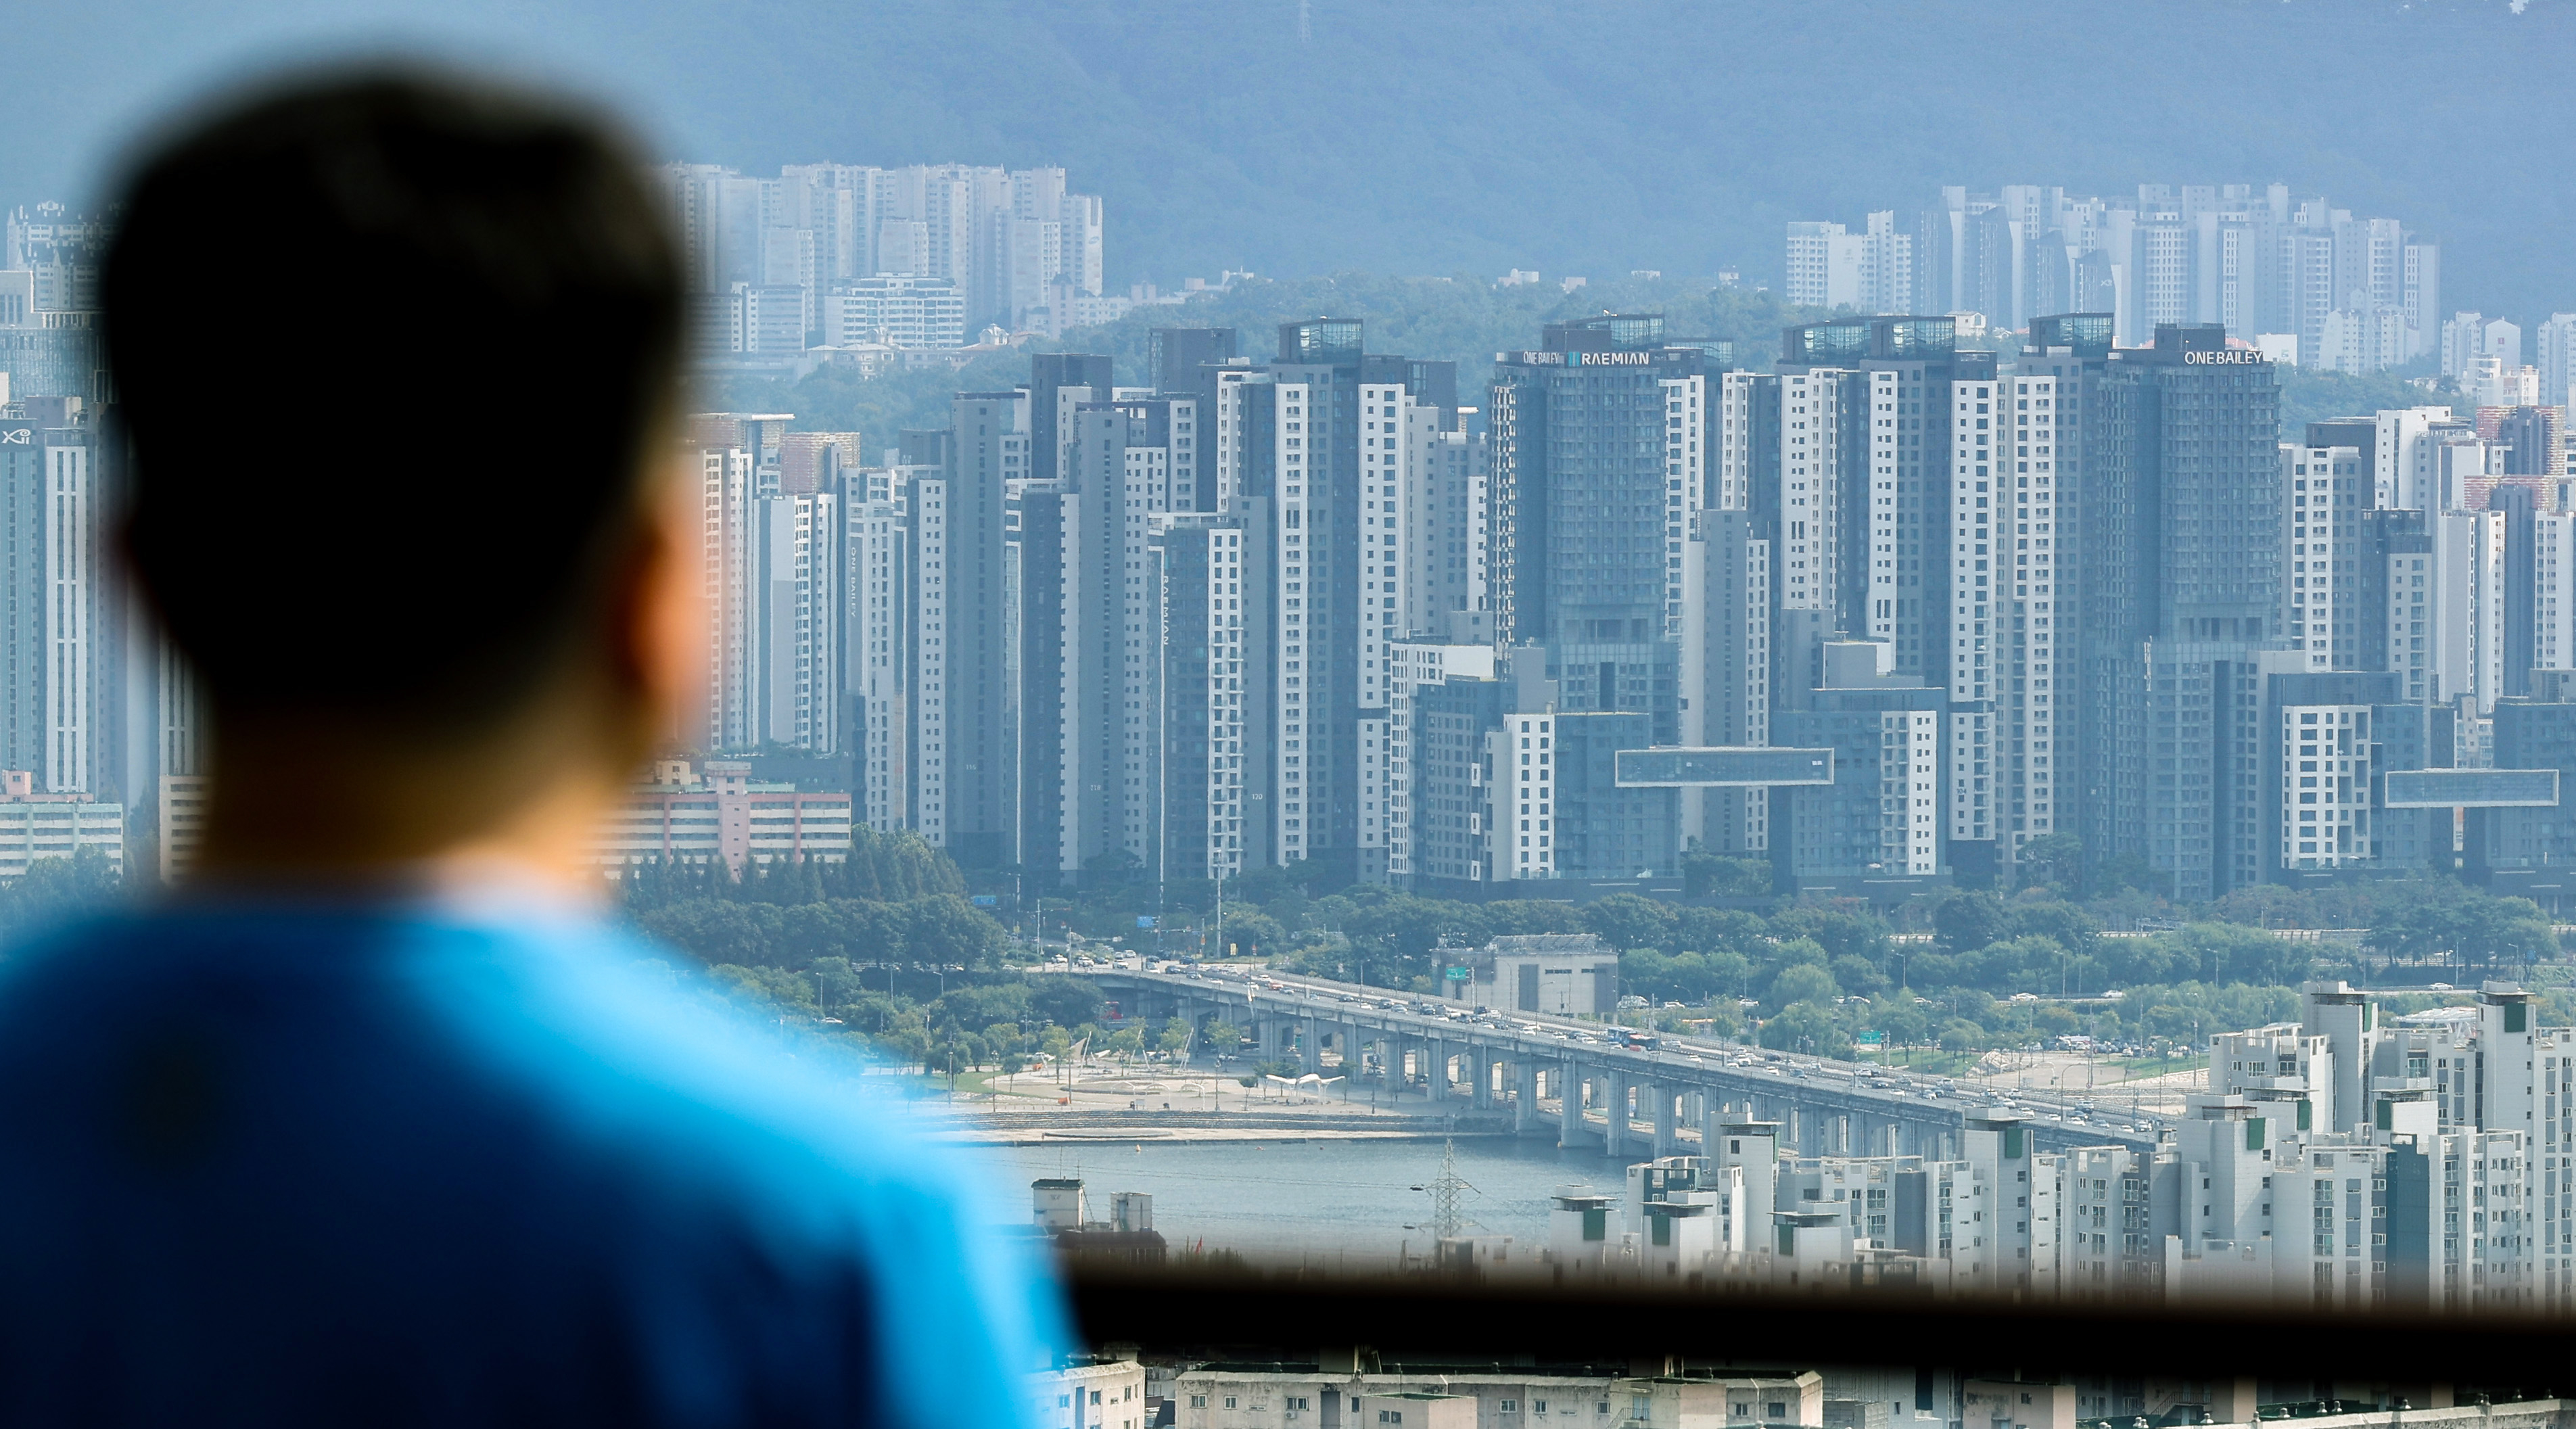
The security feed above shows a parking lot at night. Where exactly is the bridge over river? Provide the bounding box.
[1081,966,2166,1163]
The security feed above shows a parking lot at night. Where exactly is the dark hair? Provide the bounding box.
[104,67,683,732]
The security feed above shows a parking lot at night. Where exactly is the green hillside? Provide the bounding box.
[711,273,2449,447]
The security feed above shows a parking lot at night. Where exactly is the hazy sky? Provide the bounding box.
[11,1,2571,320]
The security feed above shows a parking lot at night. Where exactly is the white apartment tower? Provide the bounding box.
[756,490,841,753]
[696,444,756,753]
[2277,702,2376,870]
[1264,373,1318,864]
[1783,213,1911,314]
[2538,313,2576,412]
[1777,371,1848,626]
[908,450,955,847]
[1991,374,2067,857]
[1488,709,1559,881]
[841,477,909,832]
[1944,374,2000,847]
[1660,374,1710,636]
[2536,511,2576,675]
[2283,442,2365,672]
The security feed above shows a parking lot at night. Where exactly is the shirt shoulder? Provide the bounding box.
[0,906,1067,1427]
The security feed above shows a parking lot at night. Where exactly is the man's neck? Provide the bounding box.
[189,716,626,904]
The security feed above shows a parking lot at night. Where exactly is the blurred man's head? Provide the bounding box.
[107,68,684,739]
[104,69,691,876]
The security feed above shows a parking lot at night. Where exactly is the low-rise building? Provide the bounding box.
[588,759,853,876]
[1175,1365,1822,1429]
[1037,1355,1152,1429]
[1441,933,1619,1014]
[0,770,121,879]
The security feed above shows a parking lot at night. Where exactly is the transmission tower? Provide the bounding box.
[1429,1139,1472,1241]
[1297,0,1311,43]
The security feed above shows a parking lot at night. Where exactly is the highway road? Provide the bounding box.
[1058,958,2169,1155]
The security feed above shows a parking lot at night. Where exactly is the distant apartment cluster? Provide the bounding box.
[1785,184,2441,373]
[0,209,196,875]
[22,185,2576,906]
[1488,979,2573,1317]
[654,162,1112,359]
[671,308,2576,915]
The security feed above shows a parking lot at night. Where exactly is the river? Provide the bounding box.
[996,1135,1645,1267]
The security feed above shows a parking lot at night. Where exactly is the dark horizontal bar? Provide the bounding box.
[1065,1265,2576,1384]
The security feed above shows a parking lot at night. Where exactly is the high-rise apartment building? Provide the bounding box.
[1052,396,1188,878]
[840,472,909,833]
[1150,328,1239,510]
[912,397,1018,867]
[1890,184,2433,365]
[0,399,103,795]
[657,162,1106,343]
[1490,317,1708,809]
[2078,323,2291,902]
[1681,509,1772,856]
[2537,314,2576,411]
[1200,321,1459,882]
[1782,213,1911,314]
[1384,638,1498,883]
[1151,511,1268,884]
[2281,440,2367,672]
[3,206,108,314]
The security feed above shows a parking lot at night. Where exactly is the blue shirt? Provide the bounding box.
[0,901,1067,1425]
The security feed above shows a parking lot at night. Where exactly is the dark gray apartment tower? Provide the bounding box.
[1487,314,1698,746]
[2493,405,2561,477]
[926,402,1017,869]
[1409,674,1509,887]
[1027,352,1114,484]
[1361,354,1461,427]
[2078,323,2287,901]
[1150,327,1236,508]
[1685,507,1772,856]
[1058,397,1194,882]
[1269,318,1370,881]
[1006,477,1068,883]
[1150,327,1235,390]
[2369,699,2454,874]
[2305,418,2381,493]
[1149,519,1217,885]
[2479,697,2576,907]
[2495,483,2541,697]
[2356,509,2438,702]
[1553,711,1675,876]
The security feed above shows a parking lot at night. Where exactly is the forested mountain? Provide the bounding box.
[10,1,2574,317]
[711,271,2450,446]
